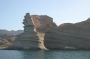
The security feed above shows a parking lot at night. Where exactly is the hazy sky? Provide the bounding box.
[0,0,90,30]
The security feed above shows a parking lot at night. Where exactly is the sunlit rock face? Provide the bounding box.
[45,30,90,49]
[11,13,90,50]
[58,18,90,35]
[12,13,39,49]
[44,18,90,50]
[12,13,57,50]
[31,15,57,32]
[31,15,57,50]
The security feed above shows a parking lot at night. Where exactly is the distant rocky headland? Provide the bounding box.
[0,13,90,50]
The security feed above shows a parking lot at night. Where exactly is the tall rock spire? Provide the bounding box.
[23,13,34,32]
[11,13,56,50]
[23,13,33,26]
[12,13,39,49]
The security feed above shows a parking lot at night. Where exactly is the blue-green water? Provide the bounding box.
[0,50,90,59]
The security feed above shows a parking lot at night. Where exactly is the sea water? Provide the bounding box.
[0,50,90,59]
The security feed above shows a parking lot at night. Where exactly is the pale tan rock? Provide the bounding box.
[12,13,57,50]
[12,13,39,49]
[31,15,57,32]
[45,18,90,49]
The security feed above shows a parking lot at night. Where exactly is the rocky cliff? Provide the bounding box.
[58,18,90,33]
[11,13,39,49]
[58,18,90,37]
[11,13,57,50]
[45,18,90,49]
[0,34,15,49]
[31,15,57,50]
[0,30,23,49]
[10,13,90,50]
[0,30,23,36]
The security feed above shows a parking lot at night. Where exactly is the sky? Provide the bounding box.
[0,0,90,30]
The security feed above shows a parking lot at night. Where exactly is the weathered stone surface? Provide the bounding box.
[12,13,39,49]
[0,34,15,49]
[58,18,90,35]
[31,15,57,50]
[11,13,57,50]
[44,30,90,49]
[31,15,57,32]
[11,13,90,50]
[45,18,90,49]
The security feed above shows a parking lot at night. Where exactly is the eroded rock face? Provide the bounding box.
[12,13,57,50]
[58,18,90,35]
[11,13,90,50]
[12,13,39,49]
[31,15,57,32]
[44,30,90,49]
[31,15,57,50]
[45,18,90,49]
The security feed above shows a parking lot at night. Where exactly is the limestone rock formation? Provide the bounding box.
[0,34,15,49]
[31,15,57,50]
[12,13,39,49]
[45,30,90,49]
[11,13,57,50]
[45,18,90,49]
[31,15,57,32]
[11,13,90,50]
[58,18,90,35]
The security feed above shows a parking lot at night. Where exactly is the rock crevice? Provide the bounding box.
[11,13,90,50]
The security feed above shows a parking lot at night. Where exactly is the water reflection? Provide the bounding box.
[18,50,90,59]
[21,50,61,59]
[0,50,90,59]
[21,50,48,59]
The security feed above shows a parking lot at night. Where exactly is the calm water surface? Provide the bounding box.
[0,50,90,59]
